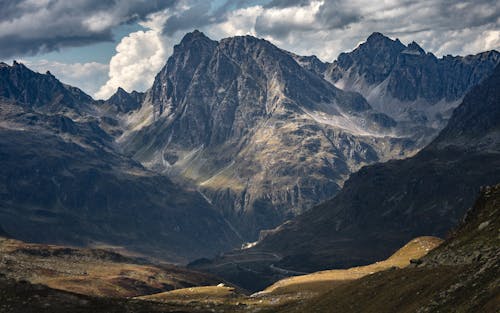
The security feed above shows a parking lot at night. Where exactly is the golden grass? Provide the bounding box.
[260,236,443,295]
[0,238,216,298]
[138,285,236,303]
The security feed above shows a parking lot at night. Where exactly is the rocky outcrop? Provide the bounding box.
[0,61,94,116]
[122,31,412,240]
[104,87,144,113]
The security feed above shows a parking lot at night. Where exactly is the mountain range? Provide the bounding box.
[194,62,500,291]
[120,31,499,241]
[0,61,240,262]
[0,31,498,265]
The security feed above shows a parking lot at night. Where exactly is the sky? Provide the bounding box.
[1,0,499,99]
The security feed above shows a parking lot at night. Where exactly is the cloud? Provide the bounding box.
[10,0,497,98]
[93,0,500,99]
[0,0,177,59]
[22,60,109,96]
[94,12,174,100]
[202,0,500,61]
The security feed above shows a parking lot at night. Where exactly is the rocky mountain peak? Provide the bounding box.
[366,32,390,42]
[123,31,410,240]
[363,32,405,51]
[0,61,93,113]
[405,41,426,55]
[177,29,216,49]
[105,87,143,113]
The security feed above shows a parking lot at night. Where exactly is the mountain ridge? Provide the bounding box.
[0,61,241,262]
[190,63,500,291]
[120,31,420,240]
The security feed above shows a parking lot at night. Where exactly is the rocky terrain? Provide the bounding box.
[192,63,500,291]
[120,31,498,241]
[0,61,241,262]
[320,33,500,139]
[1,32,497,257]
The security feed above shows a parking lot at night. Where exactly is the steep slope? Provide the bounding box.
[255,63,500,267]
[0,62,240,262]
[0,61,94,116]
[0,185,497,313]
[103,87,144,113]
[277,183,500,313]
[323,32,499,136]
[122,31,413,240]
[192,64,500,290]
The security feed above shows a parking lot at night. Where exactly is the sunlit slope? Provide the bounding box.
[260,236,442,295]
[0,237,221,298]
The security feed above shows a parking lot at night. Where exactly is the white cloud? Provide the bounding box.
[204,0,500,61]
[0,0,178,59]
[94,12,173,100]
[92,0,500,99]
[21,59,109,96]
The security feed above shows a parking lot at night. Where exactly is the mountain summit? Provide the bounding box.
[324,33,500,134]
[122,31,410,240]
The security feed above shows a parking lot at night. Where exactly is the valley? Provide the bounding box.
[0,21,498,313]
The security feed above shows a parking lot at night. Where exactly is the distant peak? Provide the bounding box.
[407,41,425,54]
[363,32,406,51]
[180,29,212,45]
[116,87,127,94]
[12,60,28,69]
[366,32,390,42]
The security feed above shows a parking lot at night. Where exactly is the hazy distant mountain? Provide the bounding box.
[0,62,240,262]
[121,31,415,240]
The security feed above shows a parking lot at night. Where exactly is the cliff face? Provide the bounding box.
[258,64,500,269]
[323,33,500,133]
[122,31,413,240]
[191,65,500,291]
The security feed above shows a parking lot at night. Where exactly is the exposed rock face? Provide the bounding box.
[260,63,500,265]
[104,87,144,113]
[0,62,241,262]
[0,61,94,116]
[122,31,413,240]
[323,32,500,134]
[192,64,500,290]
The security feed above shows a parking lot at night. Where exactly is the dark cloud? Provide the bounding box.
[315,1,363,30]
[264,0,310,8]
[0,0,177,59]
[254,0,363,39]
[163,1,216,36]
[161,0,251,36]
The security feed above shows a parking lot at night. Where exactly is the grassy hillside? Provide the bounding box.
[275,184,500,312]
[0,237,223,298]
